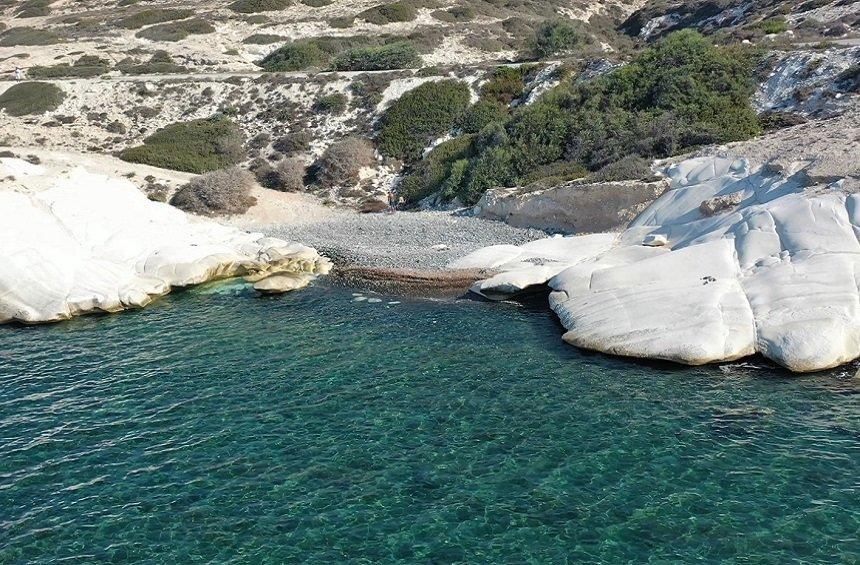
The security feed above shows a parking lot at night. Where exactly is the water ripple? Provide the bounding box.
[0,284,857,563]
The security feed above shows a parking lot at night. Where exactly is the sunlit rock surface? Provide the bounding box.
[0,157,331,324]
[454,109,860,371]
[475,179,668,235]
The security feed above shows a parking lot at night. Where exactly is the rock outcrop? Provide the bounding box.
[453,107,860,372]
[0,156,331,324]
[475,179,668,234]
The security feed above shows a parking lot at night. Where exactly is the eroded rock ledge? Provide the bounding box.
[0,155,331,324]
[452,109,860,372]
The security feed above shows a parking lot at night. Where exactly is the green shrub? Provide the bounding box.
[329,16,354,28]
[359,2,416,25]
[230,0,292,13]
[116,51,186,74]
[433,6,474,23]
[585,154,653,182]
[136,19,215,42]
[531,19,591,58]
[259,41,326,71]
[481,66,531,105]
[458,100,508,134]
[242,33,286,44]
[171,167,256,216]
[0,82,65,116]
[0,27,60,46]
[313,92,348,114]
[519,160,586,187]
[759,17,788,35]
[30,55,110,78]
[396,135,476,202]
[259,36,365,71]
[120,117,245,173]
[117,8,194,29]
[400,30,761,205]
[330,42,420,71]
[377,79,471,162]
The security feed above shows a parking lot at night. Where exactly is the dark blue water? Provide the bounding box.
[1,282,858,563]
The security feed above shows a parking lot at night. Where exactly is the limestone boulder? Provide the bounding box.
[454,135,860,372]
[0,157,332,324]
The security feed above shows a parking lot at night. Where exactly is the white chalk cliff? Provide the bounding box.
[452,109,860,372]
[0,155,332,324]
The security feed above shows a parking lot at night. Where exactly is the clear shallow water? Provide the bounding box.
[1,283,858,563]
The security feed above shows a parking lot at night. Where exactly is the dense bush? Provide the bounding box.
[30,55,110,78]
[242,33,286,44]
[229,0,292,13]
[258,36,364,71]
[458,100,508,134]
[117,8,194,29]
[171,167,256,216]
[260,36,419,72]
[586,154,653,183]
[120,117,245,173]
[359,2,416,25]
[0,27,60,46]
[759,17,788,35]
[313,92,348,114]
[0,82,65,116]
[398,30,761,205]
[376,80,471,162]
[313,137,375,188]
[530,19,591,58]
[330,42,420,71]
[396,135,475,203]
[271,157,307,191]
[273,130,312,154]
[480,65,534,105]
[259,41,326,71]
[116,51,186,74]
[433,6,474,23]
[136,19,214,42]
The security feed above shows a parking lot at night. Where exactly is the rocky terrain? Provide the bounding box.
[0,150,331,324]
[456,99,860,372]
[2,0,856,208]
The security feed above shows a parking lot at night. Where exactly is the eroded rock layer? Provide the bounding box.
[454,111,860,372]
[0,157,331,324]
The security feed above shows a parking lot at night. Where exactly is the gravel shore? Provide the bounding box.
[268,209,548,269]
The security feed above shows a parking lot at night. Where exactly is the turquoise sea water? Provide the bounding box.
[1,282,858,563]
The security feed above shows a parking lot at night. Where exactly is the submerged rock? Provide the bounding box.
[0,156,331,324]
[453,107,860,372]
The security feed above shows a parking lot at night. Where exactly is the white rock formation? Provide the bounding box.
[453,112,860,371]
[0,156,331,324]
